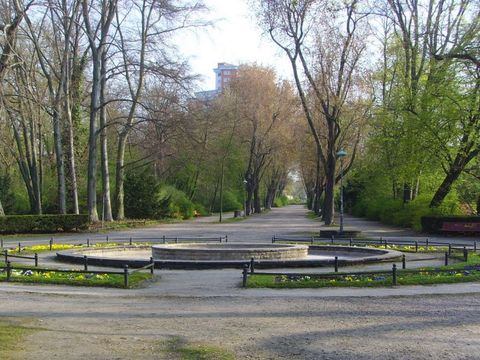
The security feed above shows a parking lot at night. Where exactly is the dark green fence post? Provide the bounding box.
[415,241,418,253]
[384,239,388,249]
[225,235,228,243]
[4,250,7,264]
[331,236,334,244]
[0,239,3,248]
[334,256,338,273]
[242,264,248,288]
[34,253,38,267]
[272,236,275,243]
[129,237,132,245]
[150,257,154,275]
[392,264,397,286]
[349,238,352,246]
[124,265,129,288]
[448,244,452,256]
[106,236,109,243]
[250,257,255,274]
[426,238,429,249]
[445,252,449,266]
[402,254,406,269]
[464,247,468,262]
[49,238,53,251]
[18,242,21,253]
[87,238,90,247]
[84,255,88,271]
[474,241,477,253]
[6,261,11,281]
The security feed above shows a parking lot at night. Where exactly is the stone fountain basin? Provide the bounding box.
[152,243,309,261]
[56,243,402,269]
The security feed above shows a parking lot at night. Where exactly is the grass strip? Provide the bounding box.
[161,338,235,360]
[0,264,152,288]
[247,253,480,288]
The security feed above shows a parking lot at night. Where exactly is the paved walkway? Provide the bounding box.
[3,206,480,359]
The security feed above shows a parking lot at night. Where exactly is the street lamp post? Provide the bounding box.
[336,149,347,235]
[243,179,248,217]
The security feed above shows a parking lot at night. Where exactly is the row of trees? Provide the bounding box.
[0,1,301,220]
[254,0,480,222]
[1,0,479,225]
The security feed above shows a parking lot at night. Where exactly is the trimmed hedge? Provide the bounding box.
[0,214,89,234]
[421,216,480,234]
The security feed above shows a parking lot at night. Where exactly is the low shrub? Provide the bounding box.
[212,191,242,212]
[351,193,462,230]
[0,214,89,234]
[273,195,289,207]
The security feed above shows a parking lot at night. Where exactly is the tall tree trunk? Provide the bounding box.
[476,194,480,215]
[86,58,100,222]
[322,148,336,225]
[99,51,112,222]
[0,200,4,216]
[114,133,128,220]
[430,168,463,208]
[253,176,261,213]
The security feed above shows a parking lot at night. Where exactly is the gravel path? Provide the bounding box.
[2,206,480,359]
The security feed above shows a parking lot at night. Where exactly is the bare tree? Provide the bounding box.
[255,0,367,224]
[0,0,32,215]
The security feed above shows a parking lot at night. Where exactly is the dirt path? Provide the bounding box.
[2,206,480,359]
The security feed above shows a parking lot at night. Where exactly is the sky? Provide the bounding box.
[176,0,292,91]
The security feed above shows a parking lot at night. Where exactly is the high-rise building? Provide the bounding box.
[213,62,238,92]
[195,62,238,101]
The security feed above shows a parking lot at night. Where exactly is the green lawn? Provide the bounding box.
[0,264,153,288]
[247,253,480,288]
[160,338,235,360]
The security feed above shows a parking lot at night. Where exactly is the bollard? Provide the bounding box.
[250,257,255,274]
[34,253,38,267]
[392,264,397,286]
[49,238,53,251]
[448,244,452,256]
[6,261,11,281]
[242,264,249,288]
[84,255,88,271]
[415,241,418,253]
[464,247,468,262]
[124,265,129,288]
[402,254,406,269]
[150,257,155,275]
[445,252,449,266]
[18,242,21,253]
[334,256,338,273]
[129,237,132,246]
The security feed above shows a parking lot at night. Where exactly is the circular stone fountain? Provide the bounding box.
[152,243,308,261]
[56,242,402,269]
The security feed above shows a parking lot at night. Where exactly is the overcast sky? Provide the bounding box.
[176,0,292,91]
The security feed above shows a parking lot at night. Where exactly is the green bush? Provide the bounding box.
[351,193,462,230]
[124,171,161,219]
[158,186,195,219]
[0,214,89,234]
[273,195,289,207]
[212,191,242,212]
